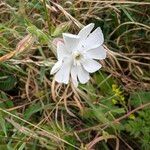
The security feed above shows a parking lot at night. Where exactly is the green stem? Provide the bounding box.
[43,0,51,34]
[0,108,80,149]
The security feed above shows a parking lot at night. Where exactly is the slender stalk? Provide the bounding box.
[0,108,80,150]
[43,0,51,34]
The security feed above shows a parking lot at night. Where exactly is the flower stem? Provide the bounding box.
[43,0,51,34]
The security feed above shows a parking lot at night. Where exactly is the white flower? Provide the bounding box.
[50,23,106,87]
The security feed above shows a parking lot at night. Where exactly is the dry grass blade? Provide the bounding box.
[0,34,35,62]
[80,0,150,5]
[0,0,149,149]
[86,134,119,150]
[0,108,80,149]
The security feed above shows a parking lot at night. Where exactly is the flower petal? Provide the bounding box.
[71,66,78,87]
[57,41,69,61]
[54,58,72,84]
[85,45,106,60]
[63,33,80,52]
[78,23,94,41]
[81,59,102,73]
[50,60,62,75]
[83,27,104,50]
[77,65,90,84]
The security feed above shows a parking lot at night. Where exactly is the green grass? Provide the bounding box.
[0,0,150,149]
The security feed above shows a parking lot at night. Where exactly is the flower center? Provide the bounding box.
[73,51,82,61]
[72,51,83,66]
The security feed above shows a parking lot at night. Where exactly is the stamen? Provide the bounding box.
[73,51,82,60]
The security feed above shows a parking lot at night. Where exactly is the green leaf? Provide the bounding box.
[0,112,7,137]
[18,143,26,150]
[52,22,69,37]
[111,108,125,114]
[120,5,135,22]
[27,25,50,43]
[94,72,115,95]
[0,73,17,91]
[130,91,150,107]
[0,91,14,108]
[24,102,42,120]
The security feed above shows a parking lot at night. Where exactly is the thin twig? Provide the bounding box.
[75,102,150,134]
